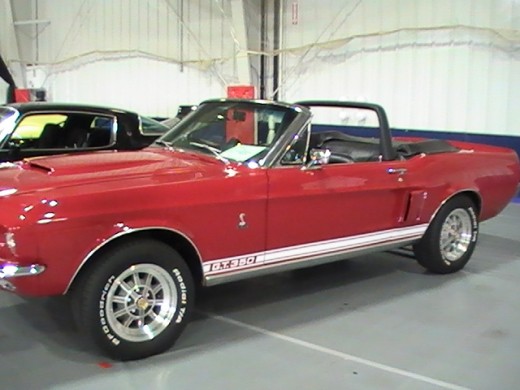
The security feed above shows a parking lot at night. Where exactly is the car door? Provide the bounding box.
[266,160,413,250]
[264,104,422,265]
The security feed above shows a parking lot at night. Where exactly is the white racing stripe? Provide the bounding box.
[203,224,428,276]
[207,313,470,390]
[264,225,427,264]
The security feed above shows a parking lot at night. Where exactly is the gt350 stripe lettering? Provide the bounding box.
[202,224,428,277]
[208,256,260,272]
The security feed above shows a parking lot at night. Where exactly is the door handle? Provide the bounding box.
[387,167,407,175]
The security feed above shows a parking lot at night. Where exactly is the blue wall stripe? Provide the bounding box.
[312,124,520,158]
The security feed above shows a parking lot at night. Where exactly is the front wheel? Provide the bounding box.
[414,196,479,274]
[73,239,194,360]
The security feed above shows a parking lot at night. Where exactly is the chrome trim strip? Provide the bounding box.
[262,116,313,168]
[387,168,407,175]
[0,263,46,279]
[63,226,203,294]
[0,279,16,291]
[200,98,306,110]
[429,189,482,223]
[0,107,20,149]
[202,224,428,286]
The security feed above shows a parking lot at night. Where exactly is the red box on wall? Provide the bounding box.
[226,85,256,144]
[14,88,46,102]
[14,88,31,102]
[227,85,255,99]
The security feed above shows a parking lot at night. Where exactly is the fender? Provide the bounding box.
[64,224,203,294]
[428,188,482,224]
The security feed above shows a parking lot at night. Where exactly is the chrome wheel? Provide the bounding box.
[439,208,473,262]
[414,196,478,274]
[106,263,178,342]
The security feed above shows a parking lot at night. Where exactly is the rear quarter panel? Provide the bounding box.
[405,142,520,222]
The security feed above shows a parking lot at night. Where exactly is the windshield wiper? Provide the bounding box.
[154,140,175,150]
[189,141,229,164]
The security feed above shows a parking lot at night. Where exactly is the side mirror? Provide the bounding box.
[303,148,331,170]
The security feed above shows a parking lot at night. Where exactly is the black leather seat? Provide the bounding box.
[38,124,64,149]
[65,127,88,148]
[87,128,111,147]
[310,131,381,163]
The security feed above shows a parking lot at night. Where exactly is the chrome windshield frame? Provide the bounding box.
[155,99,312,167]
[0,107,20,148]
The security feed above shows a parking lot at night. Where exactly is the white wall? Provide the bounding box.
[8,0,520,134]
[280,0,520,136]
[0,81,7,104]
[0,0,26,87]
[23,0,256,116]
[32,57,222,116]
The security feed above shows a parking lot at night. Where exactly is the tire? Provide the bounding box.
[73,239,194,361]
[413,196,479,274]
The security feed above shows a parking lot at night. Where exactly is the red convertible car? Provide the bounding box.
[0,99,519,360]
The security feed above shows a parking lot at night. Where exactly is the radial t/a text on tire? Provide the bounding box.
[72,239,195,361]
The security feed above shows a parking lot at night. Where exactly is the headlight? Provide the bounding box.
[5,232,16,255]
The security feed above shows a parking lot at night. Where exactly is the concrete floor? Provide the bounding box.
[1,204,519,390]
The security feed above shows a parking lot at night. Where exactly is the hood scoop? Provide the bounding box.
[17,150,206,178]
[25,161,53,173]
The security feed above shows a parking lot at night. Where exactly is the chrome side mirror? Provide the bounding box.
[303,148,331,170]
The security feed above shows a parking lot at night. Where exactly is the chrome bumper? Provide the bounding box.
[0,264,46,291]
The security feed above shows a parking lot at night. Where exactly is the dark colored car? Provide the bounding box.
[0,103,169,162]
[160,104,198,128]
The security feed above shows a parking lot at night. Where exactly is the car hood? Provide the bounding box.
[0,149,225,195]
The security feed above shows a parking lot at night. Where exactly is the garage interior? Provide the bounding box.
[1,0,520,389]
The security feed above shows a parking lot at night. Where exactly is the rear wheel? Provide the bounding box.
[414,196,479,274]
[73,239,194,360]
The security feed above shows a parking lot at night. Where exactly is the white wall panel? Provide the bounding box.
[23,0,256,116]
[0,0,25,87]
[281,0,520,136]
[39,56,223,117]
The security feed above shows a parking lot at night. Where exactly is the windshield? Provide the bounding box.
[140,116,170,135]
[0,107,19,147]
[156,101,298,164]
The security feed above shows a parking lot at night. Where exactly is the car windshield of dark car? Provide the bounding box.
[0,107,19,147]
[140,116,170,135]
[157,101,298,164]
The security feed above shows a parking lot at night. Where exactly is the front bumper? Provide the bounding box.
[0,263,46,291]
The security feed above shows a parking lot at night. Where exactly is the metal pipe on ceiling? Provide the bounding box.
[272,0,281,101]
[260,0,266,99]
